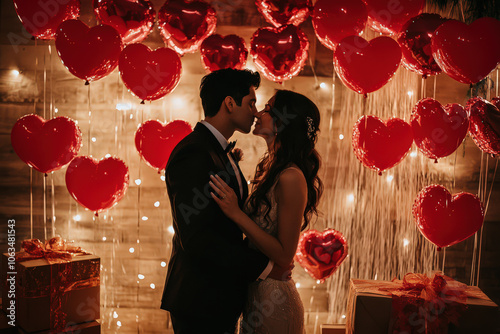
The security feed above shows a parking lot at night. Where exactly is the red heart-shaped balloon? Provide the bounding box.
[93,0,155,45]
[65,156,129,214]
[13,0,80,40]
[255,0,312,28]
[200,34,248,73]
[413,185,484,248]
[250,25,309,83]
[334,36,402,96]
[158,0,217,55]
[55,20,122,83]
[11,115,82,174]
[135,120,192,171]
[431,18,500,84]
[467,97,500,156]
[411,98,468,161]
[397,13,447,78]
[312,0,367,50]
[295,229,348,283]
[119,43,182,102]
[363,0,425,35]
[352,115,413,174]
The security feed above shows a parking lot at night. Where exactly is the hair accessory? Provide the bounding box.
[306,116,316,141]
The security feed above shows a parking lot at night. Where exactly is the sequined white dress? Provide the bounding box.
[239,166,305,334]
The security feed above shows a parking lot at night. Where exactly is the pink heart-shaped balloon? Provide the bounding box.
[158,0,217,55]
[467,97,500,156]
[250,25,309,83]
[135,120,192,171]
[334,36,402,96]
[13,0,80,40]
[295,229,348,283]
[255,0,312,28]
[200,34,248,73]
[65,156,129,214]
[431,18,500,84]
[411,98,468,161]
[55,19,122,83]
[119,43,182,102]
[352,115,413,174]
[363,0,425,35]
[11,115,82,174]
[93,0,155,45]
[312,0,367,50]
[413,184,484,248]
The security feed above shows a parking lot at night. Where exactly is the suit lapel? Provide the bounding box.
[195,123,246,203]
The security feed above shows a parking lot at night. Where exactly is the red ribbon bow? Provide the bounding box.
[17,237,90,264]
[390,272,467,334]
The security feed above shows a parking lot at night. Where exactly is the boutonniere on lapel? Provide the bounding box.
[232,148,243,163]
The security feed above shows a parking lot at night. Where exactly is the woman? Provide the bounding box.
[209,90,323,334]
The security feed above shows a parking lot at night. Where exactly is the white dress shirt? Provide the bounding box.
[200,120,274,280]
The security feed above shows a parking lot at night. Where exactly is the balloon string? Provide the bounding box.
[441,248,446,273]
[48,44,55,238]
[433,75,437,100]
[88,84,92,156]
[30,38,39,239]
[308,56,319,87]
[471,151,484,285]
[420,77,425,99]
[496,67,498,97]
[43,43,47,240]
[136,107,144,303]
[30,168,33,239]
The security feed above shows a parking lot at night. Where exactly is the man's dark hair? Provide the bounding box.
[199,68,261,117]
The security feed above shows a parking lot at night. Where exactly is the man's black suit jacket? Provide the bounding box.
[160,122,269,322]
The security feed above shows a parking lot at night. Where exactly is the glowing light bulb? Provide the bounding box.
[138,274,144,279]
[11,69,19,76]
[117,321,122,327]
[403,238,410,247]
[160,175,165,181]
[410,151,417,158]
[386,175,394,183]
[150,283,155,289]
[102,237,106,241]
[319,82,327,89]
[105,154,111,158]
[54,108,58,113]
[347,194,355,202]
[91,137,96,143]
[161,261,167,267]
[135,179,142,186]
[295,282,301,288]
[73,215,81,221]
[407,91,414,97]
[142,216,148,221]
[168,226,175,234]
[129,247,135,253]
[113,311,118,318]
[339,134,344,140]
[154,201,160,207]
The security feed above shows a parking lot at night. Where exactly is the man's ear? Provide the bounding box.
[224,96,235,112]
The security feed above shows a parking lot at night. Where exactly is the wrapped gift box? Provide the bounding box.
[17,320,101,334]
[346,277,499,334]
[1,253,100,333]
[321,324,346,333]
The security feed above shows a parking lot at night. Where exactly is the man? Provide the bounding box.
[161,69,291,334]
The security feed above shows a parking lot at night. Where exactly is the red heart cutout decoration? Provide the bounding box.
[135,120,192,171]
[312,0,367,50]
[255,0,312,28]
[413,184,484,248]
[119,43,182,102]
[55,19,123,83]
[431,18,500,84]
[334,36,402,96]
[200,34,248,73]
[363,0,425,35]
[250,25,309,83]
[352,115,413,174]
[158,0,217,55]
[11,115,82,174]
[13,0,80,40]
[397,13,447,78]
[411,98,468,161]
[93,0,155,45]
[295,229,348,283]
[65,156,129,214]
[467,97,500,156]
